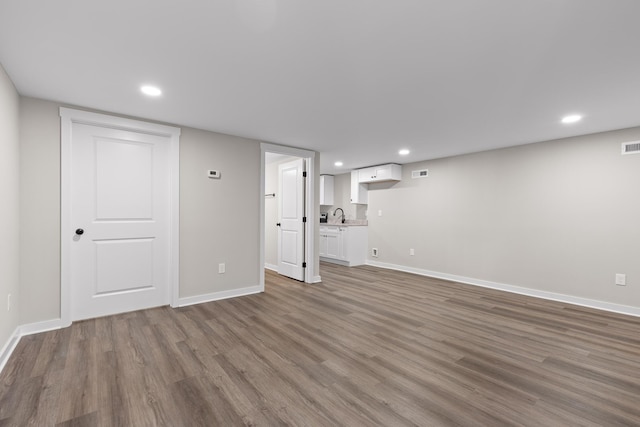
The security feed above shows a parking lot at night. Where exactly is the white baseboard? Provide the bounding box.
[0,326,21,374]
[0,318,67,375]
[320,256,350,267]
[366,260,640,318]
[266,264,321,284]
[177,285,263,307]
[20,318,65,336]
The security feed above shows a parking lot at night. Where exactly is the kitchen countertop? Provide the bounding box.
[321,220,368,226]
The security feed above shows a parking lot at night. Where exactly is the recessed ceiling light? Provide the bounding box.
[334,161,343,167]
[399,149,410,155]
[561,114,582,124]
[141,85,162,97]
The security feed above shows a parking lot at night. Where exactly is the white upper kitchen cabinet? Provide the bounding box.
[350,170,368,204]
[319,175,334,205]
[358,164,402,183]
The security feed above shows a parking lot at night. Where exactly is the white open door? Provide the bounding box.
[277,158,305,281]
[61,109,179,322]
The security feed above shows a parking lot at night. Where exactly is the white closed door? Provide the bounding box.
[68,121,174,321]
[277,158,305,281]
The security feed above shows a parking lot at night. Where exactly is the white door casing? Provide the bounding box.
[60,108,180,324]
[277,158,305,281]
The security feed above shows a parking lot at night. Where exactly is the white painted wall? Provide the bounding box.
[367,128,640,309]
[0,64,20,353]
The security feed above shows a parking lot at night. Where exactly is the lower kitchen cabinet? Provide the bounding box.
[319,225,368,266]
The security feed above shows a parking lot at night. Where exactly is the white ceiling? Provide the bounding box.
[2,0,640,174]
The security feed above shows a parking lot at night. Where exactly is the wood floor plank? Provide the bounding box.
[55,411,98,427]
[0,335,43,421]
[1,263,639,425]
[29,328,72,378]
[96,350,130,427]
[212,353,287,426]
[55,335,97,424]
[169,375,243,426]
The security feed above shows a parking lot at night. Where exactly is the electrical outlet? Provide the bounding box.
[7,294,11,311]
[615,273,626,286]
[372,248,379,257]
[409,248,415,256]
[378,210,383,217]
[218,263,226,274]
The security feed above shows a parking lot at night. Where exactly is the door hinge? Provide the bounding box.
[303,171,307,178]
[303,217,307,223]
[302,262,307,268]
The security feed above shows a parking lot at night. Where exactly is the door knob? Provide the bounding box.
[75,228,84,235]
[276,223,281,227]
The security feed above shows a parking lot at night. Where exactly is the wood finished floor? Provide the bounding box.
[1,263,640,426]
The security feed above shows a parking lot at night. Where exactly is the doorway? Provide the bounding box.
[260,144,319,287]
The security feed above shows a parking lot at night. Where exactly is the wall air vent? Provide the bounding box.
[621,141,640,155]
[412,169,429,179]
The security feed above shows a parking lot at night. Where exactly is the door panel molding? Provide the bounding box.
[60,107,180,326]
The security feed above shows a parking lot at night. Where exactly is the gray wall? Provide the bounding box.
[19,98,61,323]
[18,97,263,324]
[179,127,260,297]
[0,64,20,348]
[367,128,640,308]
[11,85,639,338]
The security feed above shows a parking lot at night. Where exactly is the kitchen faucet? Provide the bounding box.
[334,208,345,224]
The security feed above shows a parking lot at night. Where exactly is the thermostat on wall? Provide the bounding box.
[207,170,221,179]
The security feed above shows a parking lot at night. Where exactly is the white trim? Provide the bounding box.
[319,257,350,267]
[259,147,266,291]
[366,260,640,318]
[59,107,181,324]
[260,143,317,287]
[20,319,65,336]
[59,107,181,137]
[265,264,321,283]
[168,121,181,308]
[177,285,263,307]
[0,319,66,375]
[0,327,21,374]
[264,263,278,272]
[319,256,370,268]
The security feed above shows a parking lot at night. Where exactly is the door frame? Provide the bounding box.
[60,107,181,327]
[260,143,320,288]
